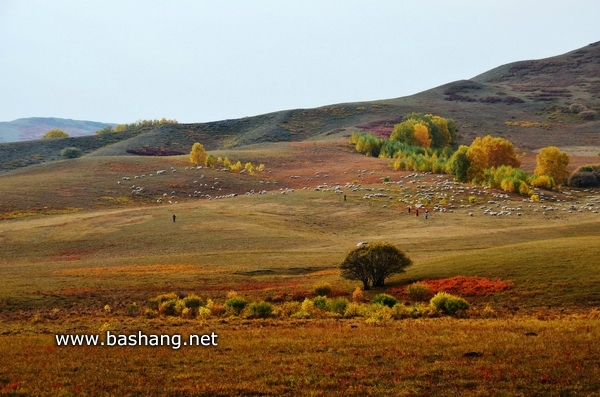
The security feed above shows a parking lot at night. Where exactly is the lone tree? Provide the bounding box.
[42,129,69,139]
[189,142,207,166]
[340,242,412,290]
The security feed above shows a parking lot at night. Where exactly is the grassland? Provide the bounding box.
[0,137,599,395]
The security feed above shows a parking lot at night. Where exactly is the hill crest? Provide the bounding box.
[1,41,599,172]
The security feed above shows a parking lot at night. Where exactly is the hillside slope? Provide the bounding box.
[1,41,598,172]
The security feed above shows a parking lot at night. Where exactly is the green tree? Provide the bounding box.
[449,145,470,182]
[42,129,69,139]
[340,242,412,290]
[189,142,207,166]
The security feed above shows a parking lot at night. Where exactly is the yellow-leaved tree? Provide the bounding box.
[42,129,69,139]
[470,135,521,168]
[189,142,207,166]
[534,146,570,186]
[466,144,488,182]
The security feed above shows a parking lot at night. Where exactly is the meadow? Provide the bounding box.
[1,139,600,396]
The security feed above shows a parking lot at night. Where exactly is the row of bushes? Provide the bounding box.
[134,290,470,323]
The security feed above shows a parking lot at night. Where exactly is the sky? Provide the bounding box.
[1,1,599,125]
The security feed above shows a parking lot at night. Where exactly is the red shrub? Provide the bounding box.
[387,276,513,298]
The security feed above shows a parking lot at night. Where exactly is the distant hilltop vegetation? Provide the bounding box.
[0,117,117,143]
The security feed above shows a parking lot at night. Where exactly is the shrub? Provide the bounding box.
[61,147,82,159]
[352,287,365,302]
[148,293,178,310]
[183,294,203,309]
[312,296,329,311]
[372,293,399,308]
[569,172,599,188]
[391,302,433,319]
[291,290,313,302]
[159,299,185,316]
[406,282,433,301]
[430,292,469,315]
[206,299,225,316]
[343,302,362,318]
[279,301,301,318]
[313,282,333,297]
[300,298,315,316]
[225,297,247,316]
[247,301,274,319]
[329,298,349,315]
[197,306,212,320]
[125,302,140,317]
[364,304,393,325]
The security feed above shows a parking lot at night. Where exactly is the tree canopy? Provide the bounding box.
[189,142,207,166]
[340,242,412,290]
[534,146,570,186]
[42,129,69,139]
[390,113,456,148]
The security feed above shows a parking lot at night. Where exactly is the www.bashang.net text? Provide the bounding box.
[55,331,218,350]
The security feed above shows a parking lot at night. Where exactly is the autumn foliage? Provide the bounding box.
[390,113,457,148]
[534,146,570,186]
[395,276,513,297]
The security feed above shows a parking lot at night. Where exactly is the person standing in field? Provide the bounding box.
[408,205,412,214]
[172,214,176,223]
[425,209,429,220]
[415,209,419,217]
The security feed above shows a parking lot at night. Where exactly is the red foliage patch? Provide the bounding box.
[388,276,513,298]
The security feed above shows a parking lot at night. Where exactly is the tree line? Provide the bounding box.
[351,113,571,194]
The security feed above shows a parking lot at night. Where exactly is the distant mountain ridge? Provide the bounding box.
[0,117,116,143]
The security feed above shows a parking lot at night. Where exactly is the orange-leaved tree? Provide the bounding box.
[413,121,432,148]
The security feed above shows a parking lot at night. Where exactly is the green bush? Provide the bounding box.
[312,296,329,311]
[329,298,349,315]
[247,301,274,319]
[183,294,203,309]
[159,299,185,316]
[372,293,399,308]
[148,293,179,310]
[225,297,247,315]
[406,282,432,301]
[313,282,333,297]
[61,146,82,159]
[430,292,469,315]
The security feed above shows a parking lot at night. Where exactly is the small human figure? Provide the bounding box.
[415,209,419,217]
[172,214,176,223]
[425,209,429,220]
[408,205,411,214]
[344,194,347,202]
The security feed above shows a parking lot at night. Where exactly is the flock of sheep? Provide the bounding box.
[115,165,599,219]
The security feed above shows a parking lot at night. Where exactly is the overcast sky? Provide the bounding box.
[1,1,598,124]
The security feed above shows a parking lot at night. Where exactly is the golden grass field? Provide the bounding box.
[1,139,600,396]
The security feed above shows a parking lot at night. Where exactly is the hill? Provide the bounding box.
[0,41,599,173]
[0,117,116,143]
